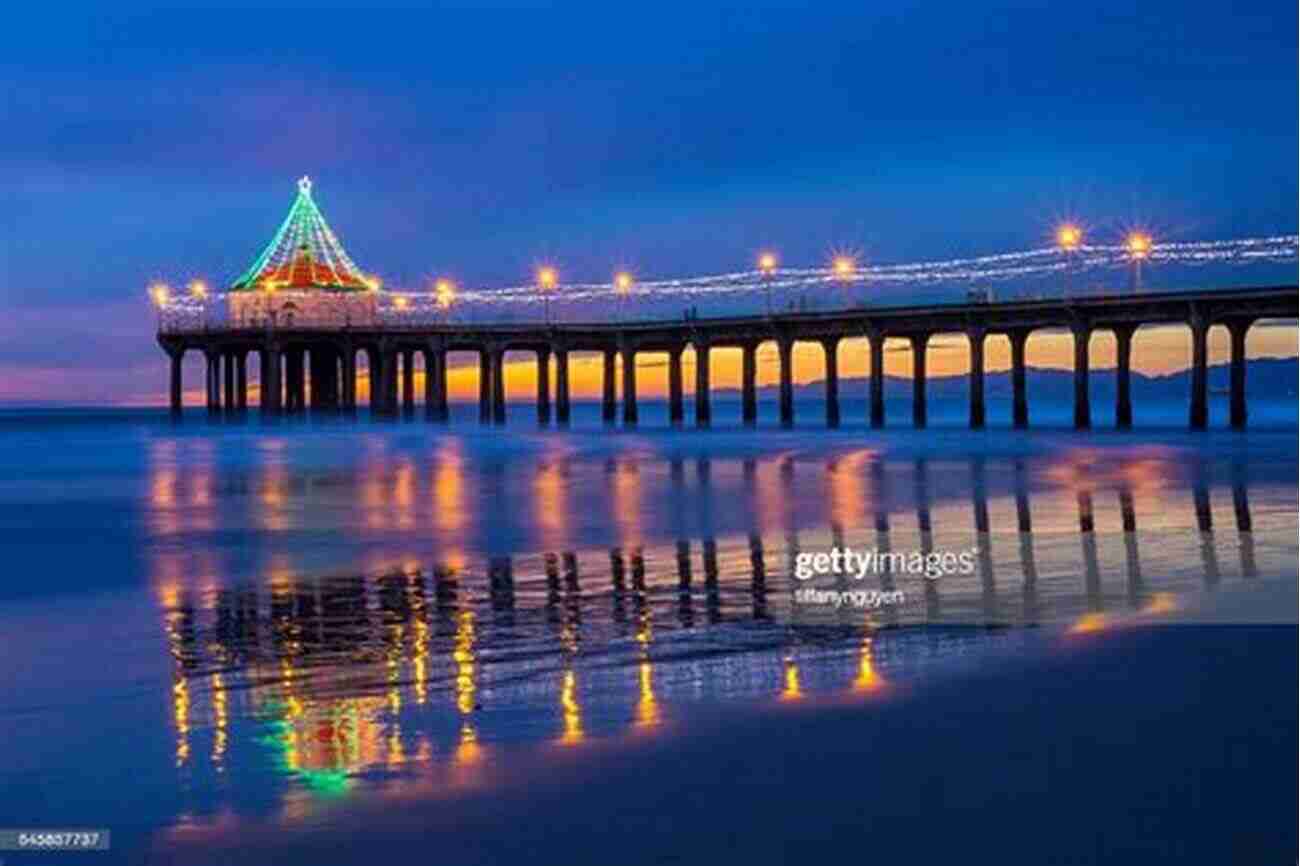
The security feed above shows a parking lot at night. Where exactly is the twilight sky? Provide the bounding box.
[1,2,1296,404]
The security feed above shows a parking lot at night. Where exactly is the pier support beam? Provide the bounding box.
[491,348,507,425]
[204,352,218,416]
[1071,323,1091,430]
[741,343,757,426]
[478,349,492,424]
[777,337,794,428]
[967,327,986,429]
[264,348,282,415]
[235,351,248,412]
[366,349,383,416]
[868,330,884,429]
[342,348,357,414]
[1114,324,1135,429]
[168,350,183,416]
[536,348,551,425]
[384,349,399,417]
[668,347,684,426]
[1009,328,1030,429]
[223,352,236,413]
[822,337,840,428]
[555,349,571,425]
[289,349,307,414]
[622,349,638,426]
[423,343,447,422]
[1227,318,1252,430]
[910,333,929,429]
[1188,313,1209,431]
[601,349,616,424]
[694,343,711,427]
[402,349,416,417]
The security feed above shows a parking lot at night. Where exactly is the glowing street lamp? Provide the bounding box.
[832,255,856,310]
[1056,223,1083,294]
[1056,224,1082,251]
[614,271,633,321]
[758,251,778,315]
[188,279,209,300]
[149,282,171,308]
[436,278,456,321]
[537,266,558,324]
[149,282,170,329]
[1126,232,1152,292]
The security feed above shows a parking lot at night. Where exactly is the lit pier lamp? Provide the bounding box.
[436,279,456,322]
[537,266,558,324]
[1126,232,1152,292]
[832,255,856,310]
[187,279,208,300]
[149,282,171,328]
[758,251,778,315]
[1056,223,1083,294]
[614,271,633,321]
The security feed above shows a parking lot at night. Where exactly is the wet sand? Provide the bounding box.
[154,580,1298,866]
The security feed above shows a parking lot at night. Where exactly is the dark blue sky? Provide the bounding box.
[0,1,1295,399]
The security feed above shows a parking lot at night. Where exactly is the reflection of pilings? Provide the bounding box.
[675,540,692,589]
[1194,479,1221,586]
[972,459,996,623]
[544,553,562,624]
[870,459,898,625]
[748,532,768,620]
[561,552,581,629]
[1013,459,1038,622]
[609,549,627,626]
[702,537,721,624]
[488,556,515,616]
[1078,490,1101,611]
[1119,485,1144,608]
[1232,462,1256,578]
[914,459,939,620]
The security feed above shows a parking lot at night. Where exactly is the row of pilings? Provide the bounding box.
[167,315,1256,430]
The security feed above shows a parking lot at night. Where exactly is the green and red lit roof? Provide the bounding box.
[230,177,372,292]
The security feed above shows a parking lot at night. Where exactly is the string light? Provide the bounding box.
[154,233,1297,322]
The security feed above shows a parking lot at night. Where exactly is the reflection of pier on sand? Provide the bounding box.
[151,445,1290,812]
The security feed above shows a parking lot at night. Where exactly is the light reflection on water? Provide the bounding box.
[134,424,1299,831]
[0,413,1295,848]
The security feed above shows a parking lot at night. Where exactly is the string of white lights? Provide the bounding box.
[158,234,1296,315]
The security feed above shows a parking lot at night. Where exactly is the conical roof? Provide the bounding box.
[230,177,371,291]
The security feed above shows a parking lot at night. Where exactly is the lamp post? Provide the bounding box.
[832,255,855,310]
[614,271,633,322]
[1126,232,1151,293]
[150,282,170,330]
[537,266,558,325]
[188,279,209,329]
[436,279,456,323]
[758,251,777,316]
[1056,224,1082,295]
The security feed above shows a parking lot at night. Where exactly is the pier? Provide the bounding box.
[159,284,1296,431]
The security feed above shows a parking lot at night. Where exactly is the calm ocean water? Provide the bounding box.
[0,397,1295,862]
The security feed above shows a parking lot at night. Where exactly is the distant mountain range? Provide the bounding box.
[728,357,1300,402]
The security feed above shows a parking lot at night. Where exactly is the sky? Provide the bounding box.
[1,1,1296,404]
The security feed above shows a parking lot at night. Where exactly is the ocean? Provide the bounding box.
[0,397,1295,863]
